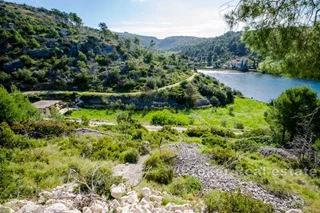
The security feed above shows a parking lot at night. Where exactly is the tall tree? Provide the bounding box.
[225,0,320,79]
[265,86,318,145]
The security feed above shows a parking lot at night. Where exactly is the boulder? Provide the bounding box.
[0,206,14,213]
[82,207,92,213]
[17,204,44,213]
[150,195,163,204]
[89,204,104,213]
[141,187,151,200]
[125,191,139,204]
[110,184,125,199]
[44,203,68,213]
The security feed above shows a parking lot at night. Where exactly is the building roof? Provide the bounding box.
[32,100,61,109]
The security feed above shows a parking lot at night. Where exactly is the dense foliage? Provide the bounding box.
[265,86,320,146]
[0,86,39,124]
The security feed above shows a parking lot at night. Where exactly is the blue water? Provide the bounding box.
[199,70,320,103]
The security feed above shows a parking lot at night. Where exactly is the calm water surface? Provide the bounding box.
[199,70,320,103]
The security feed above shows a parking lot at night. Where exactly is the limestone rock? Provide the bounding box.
[285,210,303,213]
[44,203,68,213]
[110,184,125,199]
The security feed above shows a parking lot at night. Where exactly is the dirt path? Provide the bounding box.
[113,155,150,186]
[23,73,198,96]
[69,118,187,132]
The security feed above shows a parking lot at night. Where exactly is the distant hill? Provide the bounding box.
[115,32,206,51]
[115,31,258,69]
[116,32,161,47]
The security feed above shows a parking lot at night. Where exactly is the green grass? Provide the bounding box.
[68,97,270,130]
[232,152,320,212]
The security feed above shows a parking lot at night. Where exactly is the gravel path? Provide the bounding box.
[113,155,150,186]
[171,143,304,212]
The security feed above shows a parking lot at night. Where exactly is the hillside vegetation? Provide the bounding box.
[0,1,193,92]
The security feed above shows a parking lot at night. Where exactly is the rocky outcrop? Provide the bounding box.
[258,147,298,161]
[172,144,304,212]
[0,183,197,213]
[28,49,51,58]
[3,59,24,73]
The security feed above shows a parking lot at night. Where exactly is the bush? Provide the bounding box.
[144,151,176,168]
[210,126,235,137]
[186,127,211,137]
[205,190,274,213]
[210,96,220,106]
[30,120,73,136]
[0,123,37,149]
[231,140,259,152]
[145,165,173,184]
[76,164,122,199]
[210,147,238,166]
[150,110,188,126]
[169,176,202,196]
[234,122,244,129]
[81,115,89,126]
[202,136,229,148]
[144,151,176,184]
[122,149,139,163]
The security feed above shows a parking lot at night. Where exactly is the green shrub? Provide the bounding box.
[76,165,122,199]
[145,165,173,184]
[81,115,89,126]
[0,123,37,149]
[122,149,139,163]
[210,147,238,166]
[205,190,274,213]
[202,136,229,148]
[169,176,202,196]
[151,110,176,125]
[31,120,73,136]
[231,140,259,152]
[211,126,235,137]
[144,151,176,184]
[144,151,176,168]
[234,122,244,129]
[186,127,211,137]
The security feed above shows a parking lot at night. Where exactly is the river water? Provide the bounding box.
[199,70,320,103]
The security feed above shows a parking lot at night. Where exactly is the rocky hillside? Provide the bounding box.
[0,1,192,92]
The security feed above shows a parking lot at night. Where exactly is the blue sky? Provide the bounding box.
[5,0,237,38]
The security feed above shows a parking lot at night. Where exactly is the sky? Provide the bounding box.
[5,0,239,39]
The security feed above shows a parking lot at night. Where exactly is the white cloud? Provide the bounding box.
[111,0,236,38]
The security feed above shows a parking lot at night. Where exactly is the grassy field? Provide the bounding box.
[68,97,270,130]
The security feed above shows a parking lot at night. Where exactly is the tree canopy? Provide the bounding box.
[265,86,319,145]
[225,0,320,79]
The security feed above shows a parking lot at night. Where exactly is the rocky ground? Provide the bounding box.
[0,183,198,213]
[171,144,304,212]
[0,143,305,213]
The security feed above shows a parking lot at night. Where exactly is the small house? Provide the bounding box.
[32,100,64,115]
